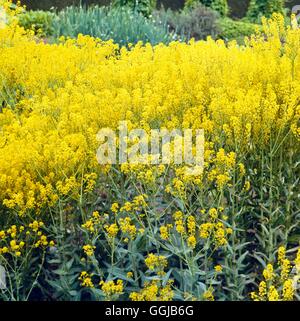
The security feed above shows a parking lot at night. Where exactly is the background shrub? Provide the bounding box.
[217,17,259,43]
[53,5,174,46]
[153,3,220,41]
[18,10,56,37]
[247,0,285,22]
[112,0,157,17]
[185,0,228,16]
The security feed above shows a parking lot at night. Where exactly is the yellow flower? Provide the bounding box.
[79,271,94,288]
[268,286,279,301]
[159,225,169,240]
[105,224,119,238]
[258,281,267,300]
[263,264,274,281]
[243,181,251,192]
[278,246,286,263]
[280,259,291,281]
[187,216,196,235]
[238,163,246,176]
[126,272,133,279]
[226,227,233,235]
[138,228,145,235]
[130,280,173,301]
[214,265,223,273]
[282,279,294,301]
[145,253,168,271]
[208,208,218,220]
[120,202,132,212]
[82,244,95,257]
[29,221,43,233]
[203,288,214,301]
[0,247,9,254]
[175,219,185,234]
[92,211,100,220]
[82,220,95,233]
[111,203,119,213]
[100,279,123,298]
[119,217,137,239]
[187,235,196,249]
[199,223,213,239]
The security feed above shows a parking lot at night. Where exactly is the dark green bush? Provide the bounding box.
[217,17,259,43]
[18,10,56,37]
[185,0,228,16]
[247,0,285,22]
[112,0,157,17]
[153,3,220,41]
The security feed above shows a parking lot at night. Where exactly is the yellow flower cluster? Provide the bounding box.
[251,247,300,301]
[119,194,148,213]
[79,271,94,288]
[130,280,174,301]
[173,211,186,235]
[81,211,102,234]
[81,195,147,242]
[82,244,96,257]
[0,221,54,256]
[198,208,232,248]
[104,223,119,238]
[159,224,172,240]
[119,217,137,241]
[145,253,168,275]
[100,279,124,299]
[158,208,232,250]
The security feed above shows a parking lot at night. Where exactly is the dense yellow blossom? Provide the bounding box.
[0,12,298,217]
[83,244,95,257]
[251,248,299,301]
[263,264,275,281]
[159,225,170,240]
[130,280,174,301]
[282,279,294,301]
[105,223,119,238]
[100,279,124,299]
[187,235,196,249]
[145,253,168,272]
[119,217,137,239]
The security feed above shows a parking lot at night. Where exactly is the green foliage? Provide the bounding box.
[112,0,157,17]
[218,17,259,43]
[247,0,285,22]
[18,10,56,37]
[153,3,220,41]
[206,0,228,17]
[53,5,173,46]
[185,0,228,17]
[42,239,84,300]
